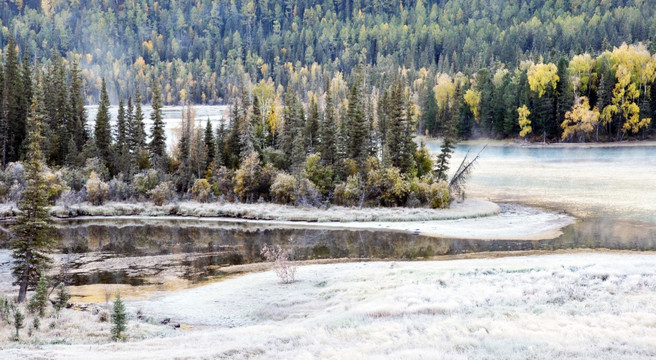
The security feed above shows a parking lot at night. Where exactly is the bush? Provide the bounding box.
[191,178,211,203]
[210,166,234,198]
[86,171,109,206]
[407,177,431,205]
[261,243,297,284]
[83,157,109,181]
[366,166,409,207]
[333,174,363,207]
[302,153,333,195]
[44,170,70,204]
[429,180,451,209]
[59,167,87,191]
[257,163,277,201]
[133,169,160,197]
[295,178,321,206]
[234,152,261,202]
[149,181,174,206]
[108,175,133,201]
[271,172,297,204]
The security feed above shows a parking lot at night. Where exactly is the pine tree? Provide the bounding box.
[27,276,48,317]
[345,75,367,161]
[11,103,54,303]
[69,57,87,153]
[2,36,23,166]
[13,308,24,340]
[204,119,215,172]
[149,80,166,166]
[175,106,193,193]
[110,292,127,341]
[215,122,226,168]
[421,85,438,136]
[555,57,573,140]
[305,95,320,152]
[53,283,70,317]
[115,97,130,175]
[319,80,338,165]
[94,79,113,171]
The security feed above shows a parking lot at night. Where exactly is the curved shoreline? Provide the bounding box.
[45,202,574,241]
[417,135,656,149]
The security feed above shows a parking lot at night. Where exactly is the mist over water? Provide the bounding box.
[425,142,656,225]
[85,105,229,149]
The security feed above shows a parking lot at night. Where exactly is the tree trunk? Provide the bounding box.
[17,251,32,303]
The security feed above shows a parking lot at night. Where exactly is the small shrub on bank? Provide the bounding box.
[334,174,363,207]
[150,181,174,206]
[295,178,321,206]
[86,171,109,206]
[191,178,211,203]
[302,154,333,195]
[271,173,297,204]
[261,243,297,284]
[234,152,261,202]
[133,169,160,197]
[210,166,234,199]
[429,180,451,209]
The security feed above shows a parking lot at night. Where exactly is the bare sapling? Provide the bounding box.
[261,242,297,284]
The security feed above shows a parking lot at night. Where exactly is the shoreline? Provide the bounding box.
[417,135,656,149]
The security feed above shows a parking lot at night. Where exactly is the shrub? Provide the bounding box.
[366,166,409,207]
[262,147,287,169]
[86,171,109,206]
[44,170,69,204]
[429,180,451,209]
[408,177,431,205]
[271,172,297,204]
[59,166,87,191]
[133,169,160,197]
[234,152,261,202]
[333,174,363,207]
[5,162,25,186]
[108,175,133,201]
[414,144,434,178]
[257,163,277,201]
[261,243,297,284]
[149,181,174,206]
[295,178,321,206]
[83,157,110,181]
[302,153,333,195]
[210,166,234,198]
[191,178,212,203]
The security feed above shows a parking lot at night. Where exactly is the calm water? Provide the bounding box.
[427,142,656,224]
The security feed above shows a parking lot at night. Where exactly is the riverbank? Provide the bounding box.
[0,198,500,223]
[3,252,655,359]
[417,135,656,149]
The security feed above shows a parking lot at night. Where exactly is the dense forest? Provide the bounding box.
[0,0,655,209]
[1,0,655,104]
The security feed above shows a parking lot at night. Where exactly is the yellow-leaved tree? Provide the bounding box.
[527,63,559,97]
[464,89,481,123]
[561,97,600,142]
[518,105,532,137]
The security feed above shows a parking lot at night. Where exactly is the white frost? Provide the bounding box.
[5,253,656,359]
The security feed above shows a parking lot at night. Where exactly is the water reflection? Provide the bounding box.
[19,217,655,288]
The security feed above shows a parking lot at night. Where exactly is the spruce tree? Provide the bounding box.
[115,97,130,175]
[421,86,438,136]
[319,80,338,165]
[149,80,166,166]
[305,95,320,152]
[53,283,70,317]
[2,36,23,166]
[204,119,215,172]
[94,79,113,170]
[27,276,48,317]
[69,57,87,152]
[110,292,127,341]
[345,75,367,161]
[13,308,24,340]
[11,103,54,303]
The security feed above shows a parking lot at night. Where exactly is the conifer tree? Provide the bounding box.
[27,276,48,317]
[215,122,226,168]
[69,57,87,153]
[13,308,24,340]
[94,79,113,171]
[204,119,215,171]
[2,36,23,166]
[11,103,54,303]
[53,283,70,317]
[115,97,130,175]
[305,95,320,152]
[149,80,166,166]
[319,80,338,165]
[345,75,367,161]
[111,292,127,341]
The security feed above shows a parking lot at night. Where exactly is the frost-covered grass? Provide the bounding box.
[5,253,656,359]
[42,198,500,222]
